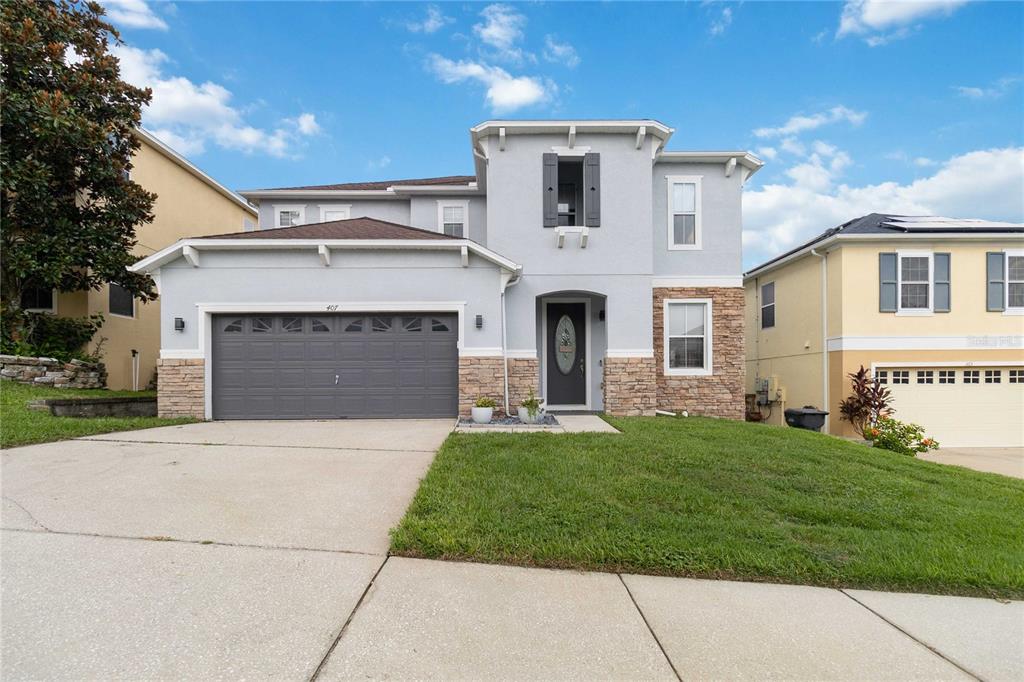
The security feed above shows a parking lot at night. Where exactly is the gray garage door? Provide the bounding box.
[212,313,458,419]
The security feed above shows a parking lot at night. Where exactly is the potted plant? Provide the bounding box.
[471,397,496,424]
[517,390,544,424]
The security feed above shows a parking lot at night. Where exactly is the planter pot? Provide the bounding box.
[517,406,542,424]
[471,406,494,424]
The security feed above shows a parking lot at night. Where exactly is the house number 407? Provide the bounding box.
[325,304,339,311]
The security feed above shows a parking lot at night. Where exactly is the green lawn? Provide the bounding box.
[391,416,1024,598]
[1,382,196,449]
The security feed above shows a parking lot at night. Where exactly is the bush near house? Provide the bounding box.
[392,416,1024,599]
[866,417,939,456]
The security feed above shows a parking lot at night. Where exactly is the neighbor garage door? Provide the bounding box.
[879,366,1024,447]
[212,313,458,419]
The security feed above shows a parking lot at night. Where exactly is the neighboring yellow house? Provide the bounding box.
[744,214,1024,448]
[23,129,257,390]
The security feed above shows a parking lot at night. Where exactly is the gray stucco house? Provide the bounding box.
[132,120,762,420]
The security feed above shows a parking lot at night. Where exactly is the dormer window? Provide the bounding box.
[273,204,306,228]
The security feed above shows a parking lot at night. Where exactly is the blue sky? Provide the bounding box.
[104,0,1023,266]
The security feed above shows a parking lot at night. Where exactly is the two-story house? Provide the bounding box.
[19,128,257,390]
[744,214,1024,447]
[130,120,762,421]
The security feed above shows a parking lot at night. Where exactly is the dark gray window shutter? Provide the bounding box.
[542,153,558,227]
[583,152,600,227]
[934,253,951,312]
[987,251,1005,311]
[879,253,897,312]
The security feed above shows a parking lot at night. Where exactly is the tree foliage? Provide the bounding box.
[1,0,156,318]
[837,365,893,438]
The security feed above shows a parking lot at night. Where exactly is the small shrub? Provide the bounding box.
[838,365,892,438]
[474,396,496,408]
[866,417,939,457]
[521,390,542,418]
[0,310,104,362]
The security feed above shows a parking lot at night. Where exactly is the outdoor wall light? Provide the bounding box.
[174,317,185,332]
[598,310,606,321]
[475,314,484,329]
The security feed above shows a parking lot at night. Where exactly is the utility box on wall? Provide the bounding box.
[755,375,782,406]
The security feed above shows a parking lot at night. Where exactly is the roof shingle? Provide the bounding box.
[195,216,461,241]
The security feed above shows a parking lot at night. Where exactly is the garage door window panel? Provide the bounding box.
[281,317,303,333]
[343,317,364,333]
[938,370,955,384]
[1010,370,1022,383]
[372,316,393,333]
[252,317,273,333]
[985,370,1001,384]
[964,370,980,384]
[311,318,331,333]
[892,370,909,384]
[916,370,933,384]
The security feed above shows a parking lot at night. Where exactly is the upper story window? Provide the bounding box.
[321,204,351,222]
[20,285,55,313]
[879,251,950,315]
[760,282,775,329]
[663,299,712,376]
[437,200,469,238]
[666,175,702,250]
[109,283,135,318]
[989,249,1024,314]
[542,152,600,228]
[273,204,306,228]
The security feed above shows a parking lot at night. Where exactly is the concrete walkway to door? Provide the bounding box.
[3,420,1021,680]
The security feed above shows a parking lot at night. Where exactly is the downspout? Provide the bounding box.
[810,249,829,433]
[500,269,523,416]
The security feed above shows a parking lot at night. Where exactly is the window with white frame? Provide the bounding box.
[760,282,775,329]
[273,205,306,228]
[1008,252,1024,310]
[437,201,468,237]
[666,176,702,250]
[898,252,932,312]
[321,204,351,222]
[664,299,712,375]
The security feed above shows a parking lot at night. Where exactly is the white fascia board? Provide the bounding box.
[130,238,521,274]
[135,128,257,216]
[471,120,674,148]
[657,151,764,174]
[238,189,400,200]
[743,232,1024,281]
[389,185,482,195]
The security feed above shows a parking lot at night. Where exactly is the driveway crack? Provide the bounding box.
[2,495,51,532]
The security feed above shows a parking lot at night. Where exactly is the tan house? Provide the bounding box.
[744,214,1024,448]
[22,129,257,390]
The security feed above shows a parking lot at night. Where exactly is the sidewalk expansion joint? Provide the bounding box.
[618,574,682,681]
[77,437,436,454]
[0,527,383,558]
[839,589,983,681]
[309,554,390,681]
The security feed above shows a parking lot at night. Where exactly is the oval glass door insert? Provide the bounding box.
[554,314,577,375]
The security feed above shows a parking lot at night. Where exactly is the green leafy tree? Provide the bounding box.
[1,0,156,334]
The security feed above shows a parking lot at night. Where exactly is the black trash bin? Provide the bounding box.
[784,406,829,432]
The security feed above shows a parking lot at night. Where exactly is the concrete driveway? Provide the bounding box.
[1,420,451,680]
[921,446,1024,479]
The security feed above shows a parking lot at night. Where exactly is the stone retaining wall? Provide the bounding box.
[157,358,205,418]
[653,287,745,420]
[0,355,106,389]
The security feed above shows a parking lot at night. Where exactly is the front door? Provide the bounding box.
[545,302,587,406]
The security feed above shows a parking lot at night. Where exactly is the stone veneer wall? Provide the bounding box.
[458,356,506,416]
[603,356,657,416]
[507,357,540,408]
[0,355,106,388]
[652,287,745,420]
[157,358,205,418]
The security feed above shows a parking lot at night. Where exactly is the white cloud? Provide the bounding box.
[426,54,553,113]
[837,0,967,45]
[913,156,937,167]
[406,5,452,34]
[112,44,319,158]
[367,155,392,170]
[955,76,1021,100]
[102,0,168,30]
[780,137,807,156]
[473,4,528,62]
[543,35,580,68]
[754,106,867,138]
[743,146,1024,265]
[709,6,733,36]
[756,146,778,161]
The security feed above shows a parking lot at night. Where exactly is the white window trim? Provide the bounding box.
[22,287,57,314]
[663,297,713,376]
[1005,249,1024,315]
[896,250,933,316]
[437,200,469,237]
[666,175,703,251]
[319,204,351,222]
[273,204,306,229]
[108,284,136,319]
[760,281,775,329]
